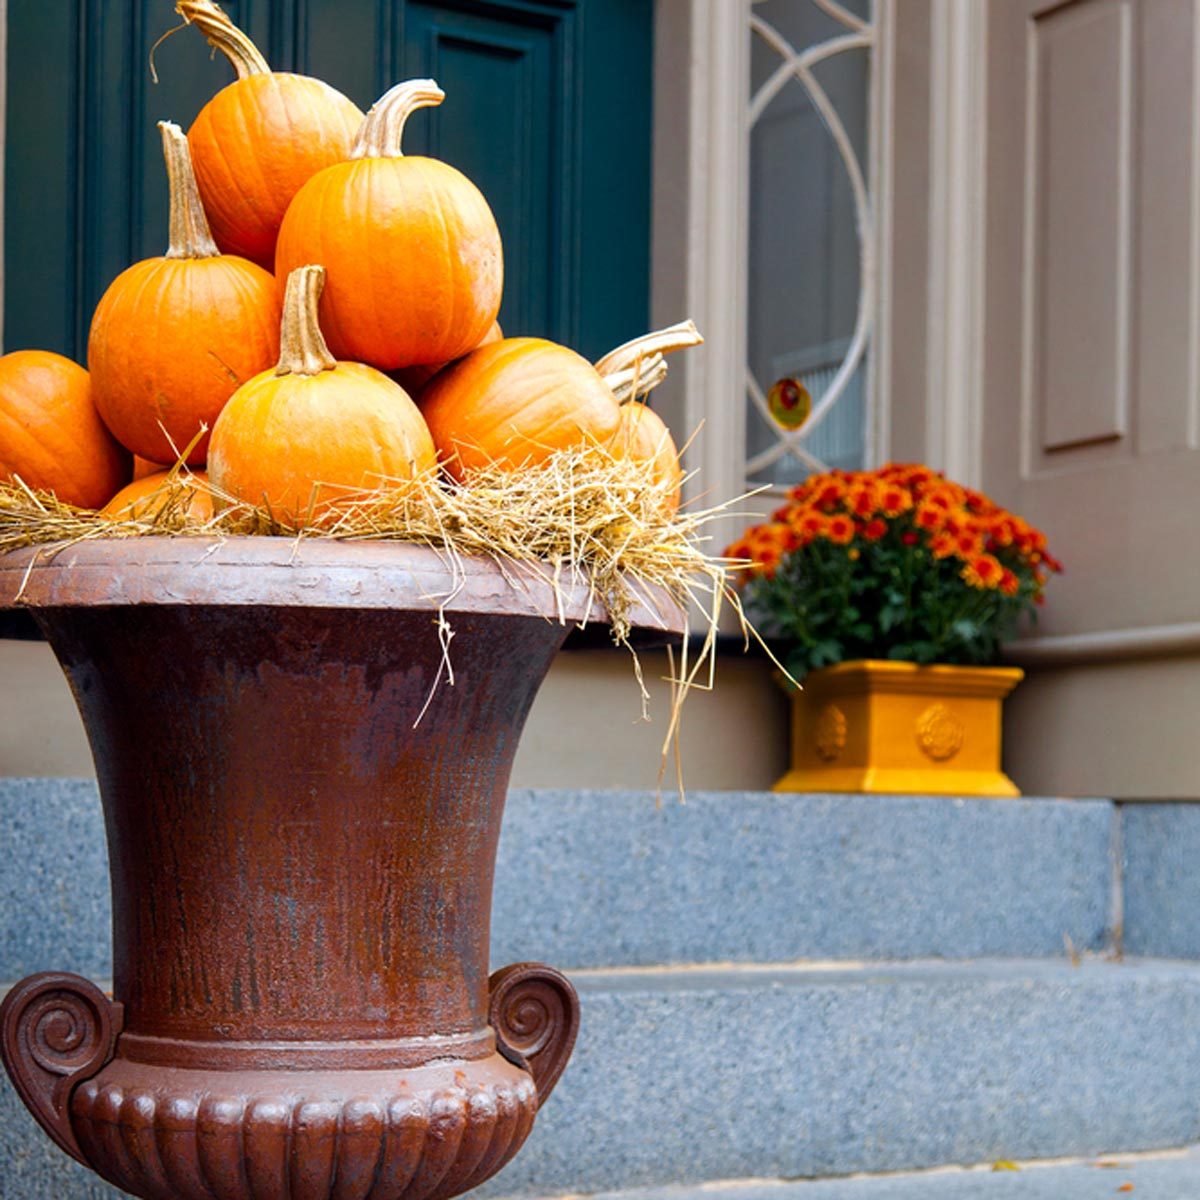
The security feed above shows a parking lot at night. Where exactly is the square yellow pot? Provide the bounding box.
[774,660,1024,796]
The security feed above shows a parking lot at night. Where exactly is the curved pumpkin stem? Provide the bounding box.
[351,79,446,160]
[594,320,704,379]
[277,266,337,377]
[606,356,670,405]
[176,0,270,79]
[160,122,220,260]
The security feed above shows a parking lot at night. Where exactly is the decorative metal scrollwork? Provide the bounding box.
[746,1,877,480]
[488,962,580,1107]
[0,972,122,1164]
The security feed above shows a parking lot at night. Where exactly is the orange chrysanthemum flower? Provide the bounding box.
[930,532,958,560]
[921,488,957,513]
[914,501,946,532]
[878,484,914,517]
[861,517,888,541]
[961,554,1004,590]
[806,474,847,510]
[826,514,855,545]
[846,482,879,518]
[955,530,983,558]
[795,510,829,541]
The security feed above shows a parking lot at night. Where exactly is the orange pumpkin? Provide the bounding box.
[391,320,504,396]
[597,320,701,518]
[0,350,130,508]
[612,402,683,518]
[88,122,281,466]
[275,80,503,371]
[103,471,213,523]
[179,0,363,269]
[418,338,622,479]
[209,265,437,527]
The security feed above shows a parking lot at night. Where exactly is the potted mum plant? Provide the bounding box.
[727,464,1061,796]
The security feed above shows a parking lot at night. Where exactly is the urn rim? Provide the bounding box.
[0,535,685,642]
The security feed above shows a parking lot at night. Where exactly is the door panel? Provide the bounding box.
[400,3,571,342]
[4,0,651,365]
[983,0,1200,634]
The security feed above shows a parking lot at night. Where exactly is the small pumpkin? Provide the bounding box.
[0,350,130,508]
[88,122,281,465]
[612,403,683,517]
[178,0,363,269]
[209,265,437,527]
[597,321,702,518]
[275,79,503,370]
[418,337,622,480]
[103,470,213,523]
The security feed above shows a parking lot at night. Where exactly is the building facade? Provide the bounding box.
[1,0,1197,798]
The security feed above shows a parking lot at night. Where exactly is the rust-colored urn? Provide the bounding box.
[0,539,679,1200]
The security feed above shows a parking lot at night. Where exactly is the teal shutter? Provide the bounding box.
[4,0,653,365]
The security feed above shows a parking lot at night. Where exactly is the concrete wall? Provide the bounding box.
[1004,653,1200,800]
[0,638,789,790]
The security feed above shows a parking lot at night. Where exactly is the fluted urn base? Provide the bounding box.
[73,1054,537,1200]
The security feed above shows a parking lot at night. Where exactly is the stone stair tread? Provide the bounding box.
[477,956,1200,1195]
[556,1148,1200,1199]
[6,958,1200,1197]
[2,781,1119,977]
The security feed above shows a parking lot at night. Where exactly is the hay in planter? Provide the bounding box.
[1,449,776,792]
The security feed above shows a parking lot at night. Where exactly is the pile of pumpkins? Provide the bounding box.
[0,0,695,529]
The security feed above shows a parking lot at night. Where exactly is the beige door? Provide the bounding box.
[981,0,1200,794]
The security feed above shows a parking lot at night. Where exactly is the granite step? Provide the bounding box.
[536,1146,1200,1200]
[1,780,1122,977]
[5,959,1200,1198]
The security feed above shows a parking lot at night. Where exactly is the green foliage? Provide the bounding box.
[741,525,1043,680]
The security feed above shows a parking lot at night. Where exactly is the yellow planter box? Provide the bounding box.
[774,659,1024,797]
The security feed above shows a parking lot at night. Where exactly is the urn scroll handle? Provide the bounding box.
[488,962,580,1107]
[0,972,123,1165]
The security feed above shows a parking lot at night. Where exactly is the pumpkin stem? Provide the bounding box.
[351,79,446,159]
[277,266,337,377]
[607,356,670,405]
[176,0,270,79]
[160,121,220,260]
[594,320,704,378]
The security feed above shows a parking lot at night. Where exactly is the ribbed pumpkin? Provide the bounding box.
[0,350,129,508]
[391,320,503,396]
[103,470,213,523]
[418,338,622,479]
[596,320,701,518]
[275,79,503,370]
[179,0,363,269]
[209,265,437,527]
[88,122,281,466]
[612,402,683,518]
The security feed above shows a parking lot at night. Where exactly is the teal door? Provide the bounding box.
[4,0,653,364]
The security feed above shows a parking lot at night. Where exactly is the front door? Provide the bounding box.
[981,0,1200,639]
[4,0,653,364]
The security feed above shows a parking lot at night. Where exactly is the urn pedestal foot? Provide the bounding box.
[3,963,579,1200]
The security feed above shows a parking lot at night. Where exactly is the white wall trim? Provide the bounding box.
[867,0,895,469]
[0,0,7,350]
[682,0,751,510]
[1008,621,1200,668]
[924,0,988,485]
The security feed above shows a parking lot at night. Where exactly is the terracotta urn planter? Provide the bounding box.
[774,659,1024,797]
[0,538,680,1200]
